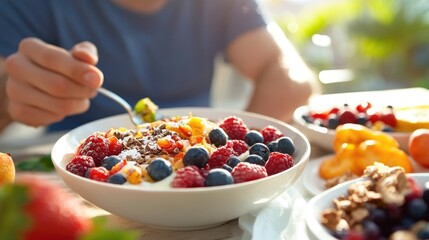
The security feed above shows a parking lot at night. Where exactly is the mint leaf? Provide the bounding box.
[16,155,55,172]
[0,184,32,240]
[80,216,139,240]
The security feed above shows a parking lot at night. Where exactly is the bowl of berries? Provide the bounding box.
[305,162,429,240]
[51,107,310,229]
[292,103,418,152]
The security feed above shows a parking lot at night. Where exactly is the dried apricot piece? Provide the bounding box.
[319,144,356,180]
[356,140,413,174]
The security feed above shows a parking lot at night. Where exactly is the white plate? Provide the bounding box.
[305,173,429,240]
[302,154,429,196]
[293,105,411,152]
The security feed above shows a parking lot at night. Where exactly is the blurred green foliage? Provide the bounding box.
[276,0,429,90]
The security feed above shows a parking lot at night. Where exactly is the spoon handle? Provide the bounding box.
[97,87,139,125]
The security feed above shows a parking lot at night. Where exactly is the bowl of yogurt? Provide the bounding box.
[51,107,310,229]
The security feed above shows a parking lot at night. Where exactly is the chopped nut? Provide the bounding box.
[320,162,411,234]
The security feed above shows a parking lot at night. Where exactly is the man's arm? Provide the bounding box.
[227,23,320,123]
[0,57,13,132]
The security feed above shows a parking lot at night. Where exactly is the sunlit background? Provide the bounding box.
[265,0,429,93]
[3,0,429,141]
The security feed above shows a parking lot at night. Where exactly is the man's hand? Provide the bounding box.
[4,38,103,127]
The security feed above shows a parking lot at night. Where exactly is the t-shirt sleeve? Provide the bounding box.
[0,0,56,58]
[221,0,269,51]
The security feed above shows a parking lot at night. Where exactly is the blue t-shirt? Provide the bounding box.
[0,0,267,131]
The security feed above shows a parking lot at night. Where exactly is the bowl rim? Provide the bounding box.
[293,105,410,137]
[51,107,311,193]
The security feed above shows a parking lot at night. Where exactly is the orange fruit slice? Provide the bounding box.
[0,152,15,185]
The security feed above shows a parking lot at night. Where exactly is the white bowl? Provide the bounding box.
[293,105,410,152]
[305,173,429,240]
[51,107,311,230]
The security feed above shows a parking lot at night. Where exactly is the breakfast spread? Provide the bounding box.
[321,163,429,239]
[65,115,296,188]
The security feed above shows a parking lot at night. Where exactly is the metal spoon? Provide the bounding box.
[97,87,144,126]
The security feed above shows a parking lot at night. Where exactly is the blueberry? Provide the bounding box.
[302,114,313,123]
[326,114,339,129]
[277,137,295,156]
[267,141,278,153]
[356,113,368,126]
[107,173,127,185]
[422,182,429,204]
[406,198,427,220]
[183,147,209,168]
[208,128,228,147]
[222,164,233,172]
[244,154,265,166]
[244,130,264,146]
[226,156,241,168]
[249,143,270,161]
[418,224,429,239]
[146,158,173,181]
[368,207,387,226]
[101,155,121,170]
[382,126,394,132]
[204,169,234,186]
[361,220,380,240]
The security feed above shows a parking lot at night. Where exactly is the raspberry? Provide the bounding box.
[406,177,422,201]
[219,116,249,140]
[265,152,294,176]
[231,162,267,183]
[198,164,211,178]
[208,145,235,169]
[228,139,249,156]
[66,155,95,177]
[107,136,123,156]
[85,167,109,182]
[77,134,110,166]
[171,166,205,188]
[260,125,284,144]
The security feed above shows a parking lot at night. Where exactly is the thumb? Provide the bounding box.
[70,41,99,65]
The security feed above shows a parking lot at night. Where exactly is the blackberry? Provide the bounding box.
[244,130,264,147]
[204,169,234,186]
[183,147,209,168]
[208,128,228,147]
[146,158,173,181]
[249,143,270,161]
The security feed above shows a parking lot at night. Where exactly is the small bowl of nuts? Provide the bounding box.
[305,162,429,239]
